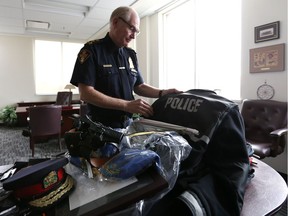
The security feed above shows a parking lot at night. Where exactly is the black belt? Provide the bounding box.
[93,115,132,128]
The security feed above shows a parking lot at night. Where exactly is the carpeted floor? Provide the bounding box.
[0,126,67,166]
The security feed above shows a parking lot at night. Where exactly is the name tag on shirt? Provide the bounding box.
[103,64,112,68]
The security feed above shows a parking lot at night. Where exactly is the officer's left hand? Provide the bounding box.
[162,88,183,97]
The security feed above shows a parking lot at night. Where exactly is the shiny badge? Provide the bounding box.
[128,57,135,70]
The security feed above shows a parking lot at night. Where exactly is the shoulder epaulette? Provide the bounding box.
[125,46,137,54]
[85,39,101,45]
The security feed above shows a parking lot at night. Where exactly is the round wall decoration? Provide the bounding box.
[257,82,275,100]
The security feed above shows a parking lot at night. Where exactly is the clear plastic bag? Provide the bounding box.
[107,118,193,215]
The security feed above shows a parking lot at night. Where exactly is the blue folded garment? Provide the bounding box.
[99,148,160,180]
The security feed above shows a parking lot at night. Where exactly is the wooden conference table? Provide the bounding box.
[240,159,288,216]
[15,105,80,134]
[0,159,287,215]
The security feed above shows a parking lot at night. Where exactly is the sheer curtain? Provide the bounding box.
[34,40,82,95]
[162,0,241,99]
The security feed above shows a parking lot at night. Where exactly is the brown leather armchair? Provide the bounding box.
[240,99,287,159]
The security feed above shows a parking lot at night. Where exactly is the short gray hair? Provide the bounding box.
[110,6,135,24]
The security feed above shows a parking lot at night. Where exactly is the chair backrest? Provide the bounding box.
[241,99,287,143]
[28,105,62,136]
[55,91,72,106]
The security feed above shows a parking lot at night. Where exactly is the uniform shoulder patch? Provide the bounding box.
[78,49,91,64]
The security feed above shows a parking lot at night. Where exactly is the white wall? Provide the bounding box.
[135,15,162,105]
[0,36,38,106]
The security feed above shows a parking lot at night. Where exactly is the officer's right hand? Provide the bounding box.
[124,99,153,117]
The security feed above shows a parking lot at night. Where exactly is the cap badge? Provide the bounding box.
[43,171,58,189]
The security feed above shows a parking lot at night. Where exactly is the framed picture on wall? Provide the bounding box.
[254,21,280,43]
[250,43,285,73]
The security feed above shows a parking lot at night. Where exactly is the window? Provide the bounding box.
[162,0,241,99]
[34,40,83,95]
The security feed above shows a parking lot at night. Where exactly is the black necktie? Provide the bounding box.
[116,48,124,68]
[116,48,132,100]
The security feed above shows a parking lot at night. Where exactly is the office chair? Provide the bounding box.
[27,105,62,157]
[241,99,287,159]
[55,91,72,106]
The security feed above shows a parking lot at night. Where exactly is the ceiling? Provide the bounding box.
[0,0,175,41]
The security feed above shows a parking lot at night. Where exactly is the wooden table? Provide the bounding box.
[1,159,287,215]
[15,105,80,134]
[240,158,288,216]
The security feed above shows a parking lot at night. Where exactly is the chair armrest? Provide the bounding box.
[269,128,287,157]
[270,128,288,137]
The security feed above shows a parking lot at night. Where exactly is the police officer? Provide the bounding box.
[71,6,180,128]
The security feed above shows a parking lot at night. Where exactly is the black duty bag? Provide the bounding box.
[147,89,250,216]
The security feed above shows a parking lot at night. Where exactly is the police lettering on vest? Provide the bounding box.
[164,97,203,112]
